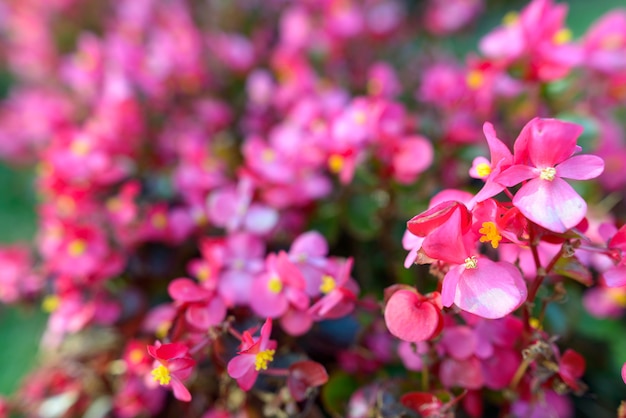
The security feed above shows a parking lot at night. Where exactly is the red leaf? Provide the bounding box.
[400,392,443,417]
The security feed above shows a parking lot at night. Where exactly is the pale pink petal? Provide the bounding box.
[227,354,256,379]
[556,155,604,180]
[483,122,512,167]
[170,377,192,402]
[421,209,470,264]
[384,290,441,342]
[440,326,476,360]
[621,362,626,384]
[244,204,278,234]
[168,358,195,380]
[513,177,586,233]
[280,308,313,336]
[527,118,582,167]
[454,259,527,319]
[439,357,484,390]
[249,277,288,318]
[603,266,626,287]
[494,164,536,187]
[442,265,463,308]
[185,298,227,330]
[290,231,328,258]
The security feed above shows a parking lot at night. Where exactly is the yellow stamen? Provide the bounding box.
[151,365,171,385]
[466,70,484,90]
[262,149,275,163]
[464,256,478,269]
[475,162,492,178]
[70,139,90,156]
[156,321,171,339]
[42,295,60,313]
[529,317,543,330]
[128,348,145,365]
[502,11,519,26]
[479,221,503,249]
[254,349,275,371]
[608,288,626,307]
[353,111,367,125]
[320,275,336,294]
[553,28,572,45]
[151,213,168,230]
[68,239,87,257]
[267,276,283,294]
[328,154,345,174]
[196,265,210,282]
[540,167,556,181]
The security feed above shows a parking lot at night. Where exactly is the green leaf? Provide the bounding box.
[552,255,593,286]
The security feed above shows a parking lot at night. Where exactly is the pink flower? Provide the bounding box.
[249,251,309,319]
[227,318,277,391]
[496,118,604,233]
[146,341,196,402]
[384,288,442,342]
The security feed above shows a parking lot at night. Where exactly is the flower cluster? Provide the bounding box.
[0,0,624,416]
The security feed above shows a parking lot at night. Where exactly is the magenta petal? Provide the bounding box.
[227,354,256,379]
[454,259,527,319]
[603,266,626,287]
[441,326,476,360]
[513,177,586,233]
[249,277,288,318]
[384,290,441,342]
[290,231,328,258]
[527,118,582,167]
[442,265,463,308]
[439,357,484,390]
[556,155,604,180]
[494,164,536,187]
[483,122,512,166]
[421,209,469,264]
[481,349,520,390]
[170,377,192,402]
[185,298,227,330]
[155,342,189,360]
[280,308,313,336]
[168,278,211,302]
[168,358,195,380]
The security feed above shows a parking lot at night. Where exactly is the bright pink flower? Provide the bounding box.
[147,341,196,402]
[558,349,586,392]
[250,251,309,319]
[583,11,626,74]
[288,230,330,296]
[227,318,277,391]
[308,258,359,320]
[384,288,443,342]
[622,362,626,384]
[496,118,604,233]
[168,278,226,331]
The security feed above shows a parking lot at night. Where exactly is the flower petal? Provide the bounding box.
[454,258,527,319]
[556,155,604,180]
[513,177,586,233]
[384,289,442,342]
[527,118,582,167]
[494,164,536,187]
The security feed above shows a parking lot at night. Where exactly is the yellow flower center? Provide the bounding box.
[353,111,367,125]
[70,139,90,156]
[151,365,171,385]
[196,265,210,282]
[502,11,519,26]
[475,162,492,178]
[151,213,168,230]
[601,34,623,50]
[464,256,478,269]
[128,348,145,365]
[479,221,503,249]
[68,239,87,257]
[608,288,626,307]
[267,276,283,293]
[529,317,543,330]
[466,70,484,90]
[156,321,171,339]
[328,154,345,174]
[320,275,337,294]
[553,28,572,45]
[540,167,556,181]
[42,295,60,313]
[254,349,275,371]
[262,149,275,163]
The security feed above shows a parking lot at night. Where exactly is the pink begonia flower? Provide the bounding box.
[423,0,484,36]
[367,62,401,98]
[288,230,330,296]
[583,10,626,74]
[384,289,442,342]
[227,318,277,391]
[622,362,626,384]
[308,257,359,320]
[479,0,582,81]
[439,357,484,390]
[495,118,604,233]
[468,122,513,206]
[147,341,196,402]
[601,224,626,288]
[249,251,309,319]
[397,341,429,371]
[582,286,626,319]
[390,135,434,185]
[168,278,226,331]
